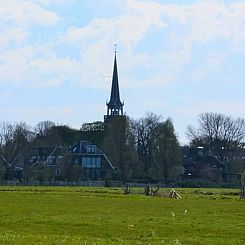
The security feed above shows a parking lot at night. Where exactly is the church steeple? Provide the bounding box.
[106,49,124,117]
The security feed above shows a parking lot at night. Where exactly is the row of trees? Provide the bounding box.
[101,113,182,183]
[0,114,182,182]
[0,112,245,183]
[187,113,245,174]
[0,121,75,177]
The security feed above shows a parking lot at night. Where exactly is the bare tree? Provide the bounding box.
[0,122,15,167]
[0,121,14,147]
[0,121,33,168]
[187,112,245,161]
[133,113,161,174]
[132,113,182,182]
[34,121,55,137]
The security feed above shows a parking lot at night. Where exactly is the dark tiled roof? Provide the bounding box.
[72,141,103,154]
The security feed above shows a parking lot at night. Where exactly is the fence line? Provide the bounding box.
[0,180,123,187]
[0,181,167,187]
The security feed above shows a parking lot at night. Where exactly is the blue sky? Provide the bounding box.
[0,0,245,143]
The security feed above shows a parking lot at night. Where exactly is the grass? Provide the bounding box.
[0,186,244,244]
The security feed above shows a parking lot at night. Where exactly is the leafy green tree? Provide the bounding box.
[60,154,82,181]
[34,125,80,148]
[153,119,182,184]
[49,125,80,146]
[103,116,138,181]
[24,165,52,183]
[80,121,105,147]
[133,114,182,182]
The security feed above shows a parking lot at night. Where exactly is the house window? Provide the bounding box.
[81,157,86,167]
[87,145,96,154]
[92,157,96,168]
[81,157,102,168]
[80,157,102,180]
[86,157,92,167]
[47,156,55,165]
[96,157,101,168]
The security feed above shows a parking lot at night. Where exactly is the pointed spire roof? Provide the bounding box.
[107,52,123,108]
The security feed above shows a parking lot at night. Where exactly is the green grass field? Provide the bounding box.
[0,186,244,245]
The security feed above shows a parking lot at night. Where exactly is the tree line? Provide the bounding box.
[0,112,245,183]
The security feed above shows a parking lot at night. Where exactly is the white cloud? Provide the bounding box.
[163,1,245,52]
[1,0,245,89]
[0,27,27,48]
[0,0,59,26]
[0,106,75,125]
[0,45,81,87]
[0,0,60,59]
[0,90,13,100]
[62,0,245,89]
[64,2,167,49]
[198,100,245,118]
[192,51,227,80]
[30,0,76,6]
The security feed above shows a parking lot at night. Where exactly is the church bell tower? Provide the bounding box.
[104,48,124,120]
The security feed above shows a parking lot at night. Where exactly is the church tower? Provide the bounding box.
[104,49,124,120]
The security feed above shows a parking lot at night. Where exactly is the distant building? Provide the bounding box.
[182,146,225,182]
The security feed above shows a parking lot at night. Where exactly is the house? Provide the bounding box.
[71,140,115,180]
[182,146,225,182]
[28,141,115,181]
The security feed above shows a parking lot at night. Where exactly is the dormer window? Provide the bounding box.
[87,145,96,154]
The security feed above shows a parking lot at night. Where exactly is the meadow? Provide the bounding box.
[0,186,244,245]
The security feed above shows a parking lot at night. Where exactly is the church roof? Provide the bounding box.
[107,53,123,108]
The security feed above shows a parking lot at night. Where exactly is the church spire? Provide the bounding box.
[106,48,124,117]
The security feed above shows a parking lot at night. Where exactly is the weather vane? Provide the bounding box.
[114,44,117,53]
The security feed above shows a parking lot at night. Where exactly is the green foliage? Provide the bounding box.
[24,165,52,182]
[153,118,182,183]
[60,155,82,181]
[33,125,81,148]
[133,114,182,183]
[0,187,244,244]
[49,125,80,146]
[103,116,138,181]
[81,121,104,131]
[80,121,105,147]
